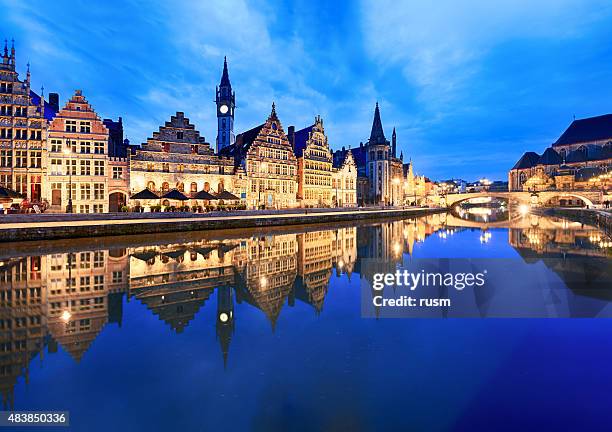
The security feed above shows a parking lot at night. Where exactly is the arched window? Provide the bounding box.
[162,163,169,172]
[204,182,210,192]
[162,182,169,192]
[177,182,184,192]
[190,182,197,193]
[218,181,224,193]
[147,181,155,191]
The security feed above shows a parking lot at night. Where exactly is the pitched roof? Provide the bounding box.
[29,90,57,121]
[369,102,387,145]
[553,114,612,147]
[293,125,313,157]
[511,151,540,169]
[538,147,562,165]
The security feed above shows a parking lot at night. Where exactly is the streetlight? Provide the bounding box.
[64,145,73,213]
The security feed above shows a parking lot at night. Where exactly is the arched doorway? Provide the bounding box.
[109,192,127,212]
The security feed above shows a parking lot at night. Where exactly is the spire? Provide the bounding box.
[369,102,386,145]
[220,56,231,87]
[391,126,397,157]
[2,39,7,61]
[270,101,277,118]
[26,62,30,84]
[10,38,15,65]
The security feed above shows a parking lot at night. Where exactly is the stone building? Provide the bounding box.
[331,149,357,207]
[0,40,56,202]
[129,112,245,205]
[221,103,298,209]
[45,90,128,213]
[289,115,333,207]
[509,114,612,192]
[333,103,404,205]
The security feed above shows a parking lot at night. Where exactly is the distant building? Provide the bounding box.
[45,90,129,213]
[103,117,129,157]
[129,112,244,205]
[509,114,612,191]
[221,103,298,209]
[0,40,56,201]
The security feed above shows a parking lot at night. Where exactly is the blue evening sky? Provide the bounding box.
[2,0,612,181]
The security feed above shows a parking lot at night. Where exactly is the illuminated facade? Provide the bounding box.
[129,112,246,205]
[331,149,357,207]
[222,104,298,209]
[290,116,333,207]
[45,90,128,213]
[0,40,55,201]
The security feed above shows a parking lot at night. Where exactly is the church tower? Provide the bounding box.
[216,56,235,153]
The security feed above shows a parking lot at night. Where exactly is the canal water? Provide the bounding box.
[1,211,611,431]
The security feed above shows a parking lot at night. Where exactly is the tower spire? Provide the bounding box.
[26,61,30,85]
[10,38,15,65]
[2,39,7,61]
[220,56,231,87]
[271,101,277,117]
[369,102,386,145]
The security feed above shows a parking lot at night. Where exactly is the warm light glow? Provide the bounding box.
[393,177,400,185]
[260,276,268,287]
[219,312,229,323]
[61,310,72,323]
[519,204,530,216]
[63,148,71,155]
[393,242,401,255]
[338,260,344,268]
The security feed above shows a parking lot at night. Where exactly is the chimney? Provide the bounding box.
[48,93,59,112]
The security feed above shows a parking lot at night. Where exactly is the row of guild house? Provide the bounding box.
[1,40,424,213]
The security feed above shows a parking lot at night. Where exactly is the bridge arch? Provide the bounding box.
[540,192,594,208]
[445,193,514,208]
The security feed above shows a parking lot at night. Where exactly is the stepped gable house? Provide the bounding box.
[129,112,245,202]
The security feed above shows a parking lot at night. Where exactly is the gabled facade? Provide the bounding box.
[332,149,357,207]
[45,90,128,213]
[130,111,245,202]
[0,40,56,201]
[290,115,333,207]
[222,103,298,209]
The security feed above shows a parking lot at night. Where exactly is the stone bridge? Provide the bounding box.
[435,190,603,215]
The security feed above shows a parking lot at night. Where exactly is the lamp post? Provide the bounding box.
[63,146,73,213]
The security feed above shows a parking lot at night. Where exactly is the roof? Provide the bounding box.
[369,102,387,145]
[553,114,612,147]
[29,90,57,121]
[538,147,562,165]
[575,166,606,181]
[293,125,313,157]
[511,151,540,170]
[221,123,264,161]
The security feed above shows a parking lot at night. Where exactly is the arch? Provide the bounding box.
[446,193,512,208]
[162,182,169,193]
[147,181,155,191]
[217,181,224,193]
[177,182,185,192]
[542,193,594,208]
[190,182,198,194]
[204,182,210,192]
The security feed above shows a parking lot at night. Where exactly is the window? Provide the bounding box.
[50,139,62,152]
[80,183,91,200]
[80,142,91,154]
[190,182,197,193]
[50,159,62,175]
[67,160,77,176]
[30,151,41,168]
[146,163,154,172]
[80,160,91,175]
[80,121,91,133]
[112,271,123,283]
[94,160,104,176]
[112,166,123,179]
[162,163,169,172]
[0,150,11,167]
[162,182,169,192]
[162,143,170,152]
[177,182,184,192]
[94,142,105,154]
[65,120,77,132]
[15,150,27,168]
[79,204,90,213]
[93,204,104,213]
[177,131,184,140]
[93,183,104,200]
[93,251,104,268]
[147,181,155,191]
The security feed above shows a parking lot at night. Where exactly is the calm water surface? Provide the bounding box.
[1,212,612,431]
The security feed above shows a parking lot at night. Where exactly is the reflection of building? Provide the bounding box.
[222,104,298,209]
[0,249,129,407]
[130,112,244,203]
[45,90,129,213]
[0,41,56,201]
[290,116,333,207]
[510,114,612,191]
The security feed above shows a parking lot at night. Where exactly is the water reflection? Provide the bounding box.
[0,212,610,409]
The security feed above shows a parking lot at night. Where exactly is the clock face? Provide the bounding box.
[219,104,229,114]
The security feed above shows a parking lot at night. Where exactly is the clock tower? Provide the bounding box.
[216,56,235,153]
